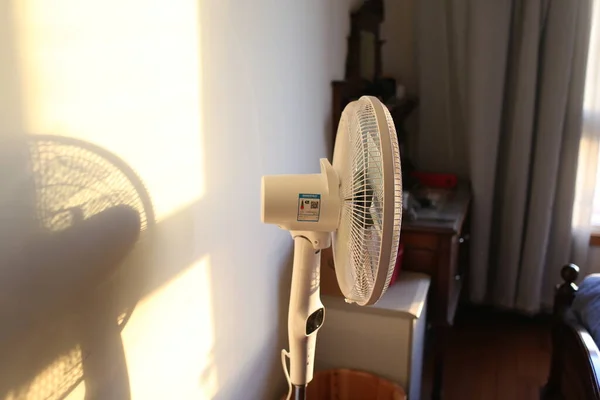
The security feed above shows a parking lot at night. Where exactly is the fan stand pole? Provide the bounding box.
[293,384,306,400]
[284,234,325,400]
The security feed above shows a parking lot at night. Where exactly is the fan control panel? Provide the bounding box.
[306,307,325,335]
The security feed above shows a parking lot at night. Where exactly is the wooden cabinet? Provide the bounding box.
[401,185,471,327]
[401,185,471,399]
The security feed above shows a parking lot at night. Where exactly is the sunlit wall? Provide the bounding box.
[14,0,204,221]
[3,0,358,398]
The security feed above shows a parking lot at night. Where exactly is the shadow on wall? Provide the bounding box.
[0,135,292,400]
[0,135,154,400]
[0,134,288,400]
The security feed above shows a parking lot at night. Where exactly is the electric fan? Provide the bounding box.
[261,96,402,399]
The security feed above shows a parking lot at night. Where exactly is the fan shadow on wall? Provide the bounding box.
[0,135,154,400]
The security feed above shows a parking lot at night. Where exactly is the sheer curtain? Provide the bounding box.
[573,0,600,275]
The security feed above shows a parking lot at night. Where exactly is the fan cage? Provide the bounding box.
[381,105,403,295]
[336,97,402,304]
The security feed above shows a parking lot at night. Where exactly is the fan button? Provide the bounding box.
[306,308,325,335]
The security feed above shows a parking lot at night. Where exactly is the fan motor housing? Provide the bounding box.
[261,158,340,234]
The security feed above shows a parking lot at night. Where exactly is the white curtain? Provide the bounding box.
[572,0,600,276]
[416,0,594,312]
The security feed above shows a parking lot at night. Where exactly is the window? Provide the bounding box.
[578,2,600,229]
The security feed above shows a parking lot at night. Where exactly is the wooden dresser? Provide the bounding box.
[402,185,471,399]
[401,185,471,327]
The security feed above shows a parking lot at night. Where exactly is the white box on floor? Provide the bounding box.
[316,271,430,400]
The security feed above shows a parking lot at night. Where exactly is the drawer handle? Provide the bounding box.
[459,234,470,244]
[454,274,461,281]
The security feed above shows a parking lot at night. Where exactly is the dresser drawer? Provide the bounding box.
[401,232,439,251]
[403,248,436,275]
[403,233,464,326]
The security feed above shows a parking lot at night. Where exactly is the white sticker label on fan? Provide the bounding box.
[297,194,321,222]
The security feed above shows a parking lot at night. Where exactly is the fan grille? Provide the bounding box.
[333,97,402,305]
[382,105,403,293]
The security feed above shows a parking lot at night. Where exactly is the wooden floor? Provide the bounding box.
[424,308,552,400]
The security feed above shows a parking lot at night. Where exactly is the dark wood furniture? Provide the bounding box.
[402,186,471,400]
[401,185,471,326]
[543,264,600,400]
[331,0,387,139]
[330,0,420,187]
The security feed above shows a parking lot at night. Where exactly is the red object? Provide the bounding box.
[411,171,458,189]
[389,243,404,286]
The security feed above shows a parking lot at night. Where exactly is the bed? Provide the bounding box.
[543,264,600,399]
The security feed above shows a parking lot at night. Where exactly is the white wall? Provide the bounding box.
[0,1,357,399]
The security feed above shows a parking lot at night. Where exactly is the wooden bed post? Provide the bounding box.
[554,264,580,317]
[543,264,579,398]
